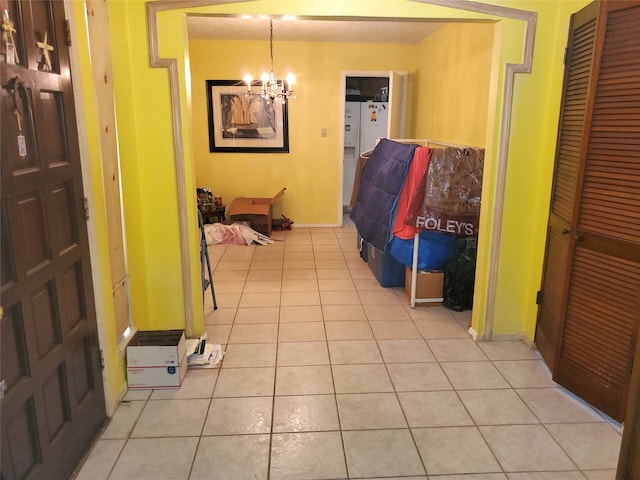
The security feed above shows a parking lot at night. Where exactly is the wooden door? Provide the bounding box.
[536,0,640,422]
[1,1,106,479]
[616,327,640,479]
[535,1,599,372]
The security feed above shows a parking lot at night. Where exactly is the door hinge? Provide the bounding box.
[536,290,543,305]
[64,19,72,47]
[83,197,89,221]
[99,349,105,369]
[563,47,568,66]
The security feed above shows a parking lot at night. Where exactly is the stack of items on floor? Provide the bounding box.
[350,138,484,310]
[186,334,224,369]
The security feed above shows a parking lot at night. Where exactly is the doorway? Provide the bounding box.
[341,72,407,216]
[343,75,390,212]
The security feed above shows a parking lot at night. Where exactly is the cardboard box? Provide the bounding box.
[404,267,444,302]
[229,187,286,236]
[126,330,187,389]
[126,364,187,389]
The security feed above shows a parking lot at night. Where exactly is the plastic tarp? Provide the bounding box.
[405,147,484,237]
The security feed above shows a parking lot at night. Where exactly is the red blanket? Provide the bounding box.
[392,146,432,239]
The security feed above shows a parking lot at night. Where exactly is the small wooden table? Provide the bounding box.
[199,203,226,224]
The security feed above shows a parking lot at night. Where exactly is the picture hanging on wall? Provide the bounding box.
[206,80,289,153]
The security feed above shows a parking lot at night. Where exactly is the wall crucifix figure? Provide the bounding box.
[36,31,54,70]
[1,8,19,64]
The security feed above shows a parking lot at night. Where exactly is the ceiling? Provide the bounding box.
[187,16,449,44]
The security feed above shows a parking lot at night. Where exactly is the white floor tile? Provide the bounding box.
[203,396,272,435]
[343,429,425,478]
[130,399,209,437]
[479,425,576,472]
[337,392,407,429]
[276,341,330,366]
[545,423,622,470]
[413,426,501,475]
[190,435,270,480]
[398,391,473,427]
[109,437,199,480]
[270,432,347,480]
[272,394,340,432]
[79,222,624,480]
[74,439,125,480]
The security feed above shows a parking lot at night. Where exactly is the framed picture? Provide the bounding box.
[206,80,289,153]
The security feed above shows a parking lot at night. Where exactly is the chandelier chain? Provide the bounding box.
[243,17,295,101]
[269,19,274,71]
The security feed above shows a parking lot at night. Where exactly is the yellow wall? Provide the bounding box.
[486,0,590,339]
[77,0,594,407]
[412,23,495,146]
[190,39,416,225]
[109,1,189,334]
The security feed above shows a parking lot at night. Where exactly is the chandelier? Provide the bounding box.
[244,18,296,102]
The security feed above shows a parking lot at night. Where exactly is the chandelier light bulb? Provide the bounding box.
[243,18,296,102]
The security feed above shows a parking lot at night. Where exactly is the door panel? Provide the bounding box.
[556,247,639,419]
[1,1,106,479]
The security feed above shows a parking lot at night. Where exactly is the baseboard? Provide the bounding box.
[468,327,480,341]
[490,332,528,342]
[292,223,342,228]
[468,328,535,345]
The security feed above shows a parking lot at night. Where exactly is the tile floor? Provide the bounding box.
[75,222,623,480]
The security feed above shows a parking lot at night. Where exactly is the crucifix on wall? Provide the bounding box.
[1,8,19,64]
[36,31,54,70]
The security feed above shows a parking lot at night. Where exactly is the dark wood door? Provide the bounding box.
[1,1,106,479]
[536,0,640,422]
[616,328,640,479]
[535,1,599,372]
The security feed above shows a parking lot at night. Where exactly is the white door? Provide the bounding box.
[387,71,407,138]
[341,71,408,214]
[343,102,361,208]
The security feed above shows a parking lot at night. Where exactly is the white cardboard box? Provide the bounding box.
[126,362,187,389]
[126,330,187,389]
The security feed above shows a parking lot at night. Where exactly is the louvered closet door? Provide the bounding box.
[537,0,640,423]
[535,2,598,371]
[556,0,640,422]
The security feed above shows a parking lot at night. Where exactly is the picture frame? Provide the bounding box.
[206,79,289,153]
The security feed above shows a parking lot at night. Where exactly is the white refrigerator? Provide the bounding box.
[359,102,389,153]
[343,101,389,208]
[343,102,361,208]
